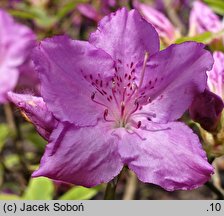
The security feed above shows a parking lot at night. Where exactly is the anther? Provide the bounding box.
[91,92,108,108]
[137,121,141,128]
[91,92,96,100]
[103,109,115,122]
[104,109,109,119]
[122,87,127,101]
[121,102,125,117]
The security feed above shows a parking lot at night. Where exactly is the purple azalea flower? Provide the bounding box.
[207,52,224,99]
[29,8,214,190]
[189,1,223,36]
[0,9,35,103]
[134,1,178,44]
[76,4,101,22]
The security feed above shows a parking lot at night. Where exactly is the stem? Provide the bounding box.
[205,181,224,200]
[123,170,137,200]
[3,103,29,179]
[104,168,126,200]
[3,103,16,133]
[163,0,186,35]
[79,22,86,40]
[128,0,134,9]
[104,178,118,200]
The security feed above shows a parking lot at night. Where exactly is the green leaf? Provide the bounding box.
[175,32,213,44]
[9,6,56,29]
[56,2,76,20]
[4,154,20,169]
[175,30,224,44]
[22,177,54,200]
[28,6,57,28]
[8,10,37,19]
[203,0,224,15]
[0,194,20,200]
[0,124,10,152]
[59,186,100,200]
[0,164,4,187]
[56,0,91,22]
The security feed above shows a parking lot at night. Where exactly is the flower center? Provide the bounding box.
[85,52,153,128]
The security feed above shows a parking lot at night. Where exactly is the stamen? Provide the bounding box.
[125,83,137,104]
[112,86,120,109]
[104,109,108,119]
[104,109,115,122]
[129,119,142,129]
[132,111,156,119]
[142,126,171,132]
[122,87,127,101]
[137,121,141,128]
[130,100,139,113]
[126,129,146,141]
[124,101,139,122]
[91,92,108,108]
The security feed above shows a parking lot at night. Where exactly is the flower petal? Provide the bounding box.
[7,92,58,140]
[77,4,101,22]
[136,42,214,123]
[0,68,18,103]
[89,7,159,68]
[117,121,213,191]
[17,60,40,95]
[32,35,115,127]
[207,51,224,98]
[32,122,123,187]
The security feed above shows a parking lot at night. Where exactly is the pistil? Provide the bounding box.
[136,52,149,96]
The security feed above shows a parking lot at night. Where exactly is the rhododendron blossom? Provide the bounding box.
[134,1,178,44]
[0,9,35,103]
[13,8,215,191]
[189,1,223,36]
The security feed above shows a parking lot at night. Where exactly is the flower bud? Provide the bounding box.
[189,89,223,132]
[7,92,58,140]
